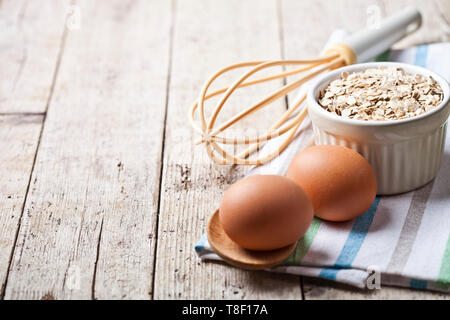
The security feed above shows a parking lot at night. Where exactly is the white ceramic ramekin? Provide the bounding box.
[307,62,450,195]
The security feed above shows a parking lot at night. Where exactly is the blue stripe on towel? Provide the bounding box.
[195,233,208,253]
[319,267,340,281]
[319,197,381,280]
[414,45,429,67]
[410,279,428,290]
[334,198,381,268]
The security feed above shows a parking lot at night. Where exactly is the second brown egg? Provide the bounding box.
[286,145,377,222]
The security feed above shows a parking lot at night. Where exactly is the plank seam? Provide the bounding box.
[91,218,104,300]
[0,11,70,299]
[0,112,46,116]
[300,277,305,300]
[151,0,176,300]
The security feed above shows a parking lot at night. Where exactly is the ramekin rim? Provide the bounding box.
[307,61,450,127]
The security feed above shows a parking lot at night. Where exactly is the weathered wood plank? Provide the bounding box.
[3,0,171,299]
[281,0,447,299]
[281,0,397,60]
[385,0,450,47]
[0,115,43,297]
[303,278,449,299]
[153,0,303,299]
[0,0,69,113]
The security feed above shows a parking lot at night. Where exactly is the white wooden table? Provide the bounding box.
[0,0,449,300]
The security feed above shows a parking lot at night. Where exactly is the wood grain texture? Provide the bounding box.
[280,0,447,299]
[0,115,43,297]
[153,0,303,299]
[384,0,450,47]
[303,278,449,300]
[0,0,69,113]
[3,0,171,299]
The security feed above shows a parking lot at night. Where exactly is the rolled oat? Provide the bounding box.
[318,66,443,121]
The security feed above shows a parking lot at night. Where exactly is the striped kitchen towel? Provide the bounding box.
[195,33,450,292]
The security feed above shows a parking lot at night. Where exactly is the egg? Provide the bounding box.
[286,145,377,222]
[219,175,313,251]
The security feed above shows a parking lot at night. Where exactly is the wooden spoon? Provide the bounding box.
[206,210,297,270]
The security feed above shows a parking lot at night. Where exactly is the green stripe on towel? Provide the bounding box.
[374,50,390,62]
[285,218,322,265]
[437,234,450,283]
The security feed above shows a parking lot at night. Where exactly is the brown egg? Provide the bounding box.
[219,175,313,251]
[286,145,377,222]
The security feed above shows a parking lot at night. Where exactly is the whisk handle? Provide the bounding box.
[343,7,422,63]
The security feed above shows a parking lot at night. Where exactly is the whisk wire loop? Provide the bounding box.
[190,54,345,165]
